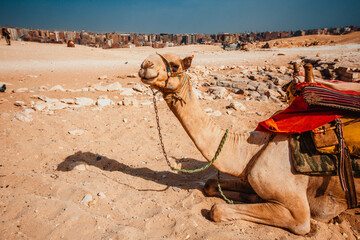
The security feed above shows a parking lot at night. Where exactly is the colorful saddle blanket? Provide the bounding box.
[290,131,360,177]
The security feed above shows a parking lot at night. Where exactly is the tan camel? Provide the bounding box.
[138,53,359,235]
[67,40,75,47]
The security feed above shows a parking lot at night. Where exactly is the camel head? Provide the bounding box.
[139,53,194,93]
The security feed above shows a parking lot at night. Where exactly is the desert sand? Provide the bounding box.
[1,35,360,240]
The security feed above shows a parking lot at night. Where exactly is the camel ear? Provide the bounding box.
[181,55,194,70]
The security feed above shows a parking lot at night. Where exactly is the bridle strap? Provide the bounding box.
[157,53,172,74]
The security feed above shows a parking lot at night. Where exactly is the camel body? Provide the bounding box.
[139,53,359,234]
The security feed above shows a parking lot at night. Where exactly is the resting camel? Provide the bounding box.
[138,53,359,235]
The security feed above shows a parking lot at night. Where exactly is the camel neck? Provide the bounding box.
[163,75,271,177]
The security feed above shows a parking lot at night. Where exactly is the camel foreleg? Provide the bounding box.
[210,200,311,235]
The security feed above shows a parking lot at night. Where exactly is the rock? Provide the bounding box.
[47,101,68,110]
[14,88,29,93]
[97,192,106,199]
[172,187,180,192]
[127,73,137,78]
[107,82,122,91]
[75,97,94,106]
[122,97,138,106]
[27,75,38,78]
[226,101,246,111]
[226,110,233,115]
[49,85,66,92]
[120,88,136,96]
[98,75,108,80]
[96,96,112,107]
[123,118,128,123]
[207,87,228,99]
[140,100,152,106]
[32,101,47,111]
[209,110,222,116]
[93,84,108,92]
[14,101,25,106]
[204,108,213,113]
[61,99,75,104]
[132,84,146,93]
[68,129,84,135]
[80,194,93,206]
[14,109,34,122]
[216,81,232,87]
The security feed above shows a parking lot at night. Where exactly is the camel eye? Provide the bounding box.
[170,63,179,72]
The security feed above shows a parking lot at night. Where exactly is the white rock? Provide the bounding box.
[107,82,122,91]
[14,88,29,93]
[204,108,213,113]
[226,110,233,115]
[49,85,66,92]
[80,194,93,206]
[97,192,106,199]
[120,88,136,96]
[98,75,107,80]
[14,110,33,122]
[81,88,89,92]
[123,118,128,123]
[227,101,246,111]
[14,101,25,106]
[33,101,47,111]
[132,84,145,93]
[68,129,84,135]
[48,102,68,110]
[140,100,153,106]
[96,98,112,107]
[27,75,38,78]
[75,97,94,106]
[93,84,108,92]
[209,110,222,116]
[61,99,75,104]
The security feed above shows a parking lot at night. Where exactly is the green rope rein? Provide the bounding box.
[170,129,234,204]
[171,129,229,173]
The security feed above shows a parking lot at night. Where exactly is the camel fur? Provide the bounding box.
[138,53,359,235]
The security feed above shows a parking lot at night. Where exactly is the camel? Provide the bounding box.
[138,53,359,235]
[67,40,75,47]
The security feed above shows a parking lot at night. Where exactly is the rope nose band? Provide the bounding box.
[156,53,172,74]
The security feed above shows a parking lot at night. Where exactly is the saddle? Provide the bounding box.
[290,83,360,208]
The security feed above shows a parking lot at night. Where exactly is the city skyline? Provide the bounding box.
[1,0,360,34]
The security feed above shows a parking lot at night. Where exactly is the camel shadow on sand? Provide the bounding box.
[57,151,227,192]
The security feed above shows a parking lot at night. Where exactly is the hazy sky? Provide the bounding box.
[1,0,359,34]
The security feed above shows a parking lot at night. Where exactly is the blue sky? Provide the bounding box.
[0,0,359,34]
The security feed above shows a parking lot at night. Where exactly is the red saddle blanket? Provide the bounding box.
[255,82,360,135]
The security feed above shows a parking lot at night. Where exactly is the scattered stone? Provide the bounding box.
[97,192,106,199]
[204,108,213,113]
[132,84,146,93]
[127,73,137,78]
[226,110,233,115]
[61,99,75,104]
[122,97,139,106]
[14,109,34,122]
[98,75,108,80]
[96,96,112,107]
[123,118,128,123]
[207,87,228,99]
[209,110,222,116]
[14,101,25,106]
[140,100,152,106]
[49,85,66,92]
[14,88,29,93]
[32,101,47,111]
[27,75,38,78]
[172,187,180,192]
[93,84,108,92]
[226,101,246,111]
[75,97,94,106]
[80,194,93,206]
[120,88,136,96]
[107,82,122,91]
[68,129,84,136]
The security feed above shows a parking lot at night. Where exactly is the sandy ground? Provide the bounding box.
[0,36,360,240]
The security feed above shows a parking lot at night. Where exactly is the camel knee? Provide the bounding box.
[204,179,218,196]
[210,203,227,222]
[288,214,311,235]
